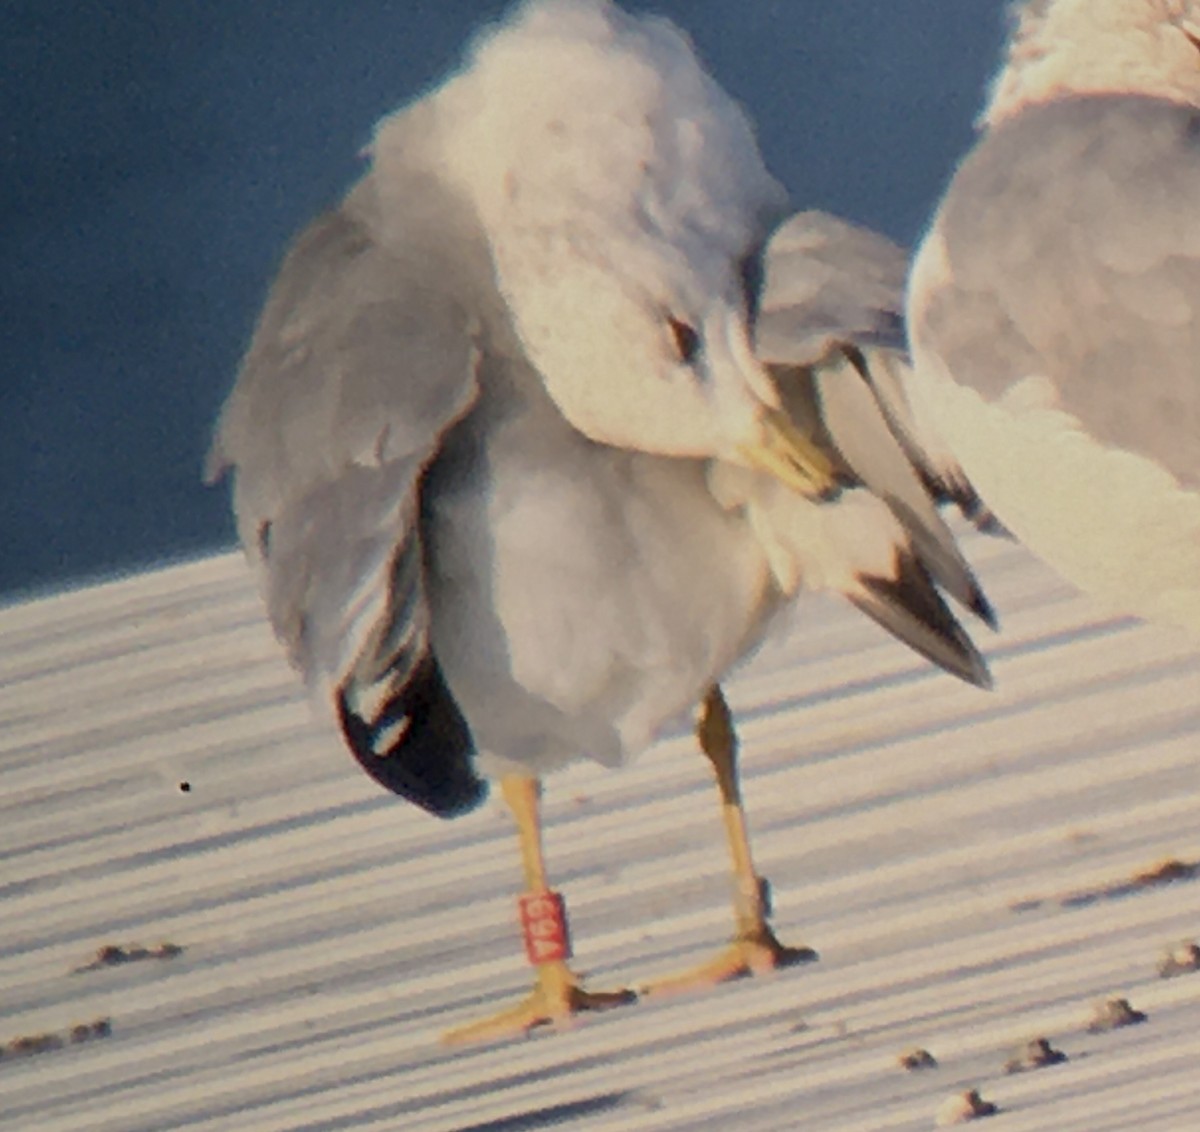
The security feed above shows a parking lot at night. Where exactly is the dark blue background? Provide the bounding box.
[1,2,1008,602]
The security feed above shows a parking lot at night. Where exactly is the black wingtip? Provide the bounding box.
[920,461,1011,543]
[336,655,487,819]
[944,474,1009,540]
[969,585,1000,632]
[852,554,993,691]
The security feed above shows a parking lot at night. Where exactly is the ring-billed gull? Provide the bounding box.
[908,0,1200,634]
[207,0,993,1043]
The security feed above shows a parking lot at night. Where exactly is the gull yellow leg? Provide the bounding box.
[441,774,635,1045]
[641,685,817,996]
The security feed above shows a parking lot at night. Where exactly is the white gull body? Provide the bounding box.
[907,0,1200,635]
[208,0,991,817]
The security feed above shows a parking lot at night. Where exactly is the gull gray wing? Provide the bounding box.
[710,211,994,691]
[207,179,486,817]
[913,96,1200,486]
[909,95,1200,631]
[755,211,989,526]
[754,209,909,361]
[755,211,994,628]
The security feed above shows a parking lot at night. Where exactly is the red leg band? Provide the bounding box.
[518,890,572,965]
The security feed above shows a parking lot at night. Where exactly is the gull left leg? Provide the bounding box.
[441,774,636,1044]
[641,684,817,997]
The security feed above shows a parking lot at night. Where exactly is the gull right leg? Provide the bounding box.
[641,685,817,997]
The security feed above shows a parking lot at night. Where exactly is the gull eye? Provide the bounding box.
[667,317,701,364]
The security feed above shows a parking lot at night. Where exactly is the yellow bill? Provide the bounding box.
[739,408,838,498]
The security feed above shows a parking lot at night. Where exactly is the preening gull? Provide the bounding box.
[208,0,993,1043]
[907,0,1200,634]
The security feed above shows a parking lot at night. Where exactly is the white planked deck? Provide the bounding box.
[2,527,1200,1131]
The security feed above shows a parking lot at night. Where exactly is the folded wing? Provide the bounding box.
[715,210,996,687]
[207,179,488,817]
[908,96,1200,633]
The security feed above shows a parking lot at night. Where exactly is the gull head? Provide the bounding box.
[424,0,816,478]
[984,0,1200,126]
